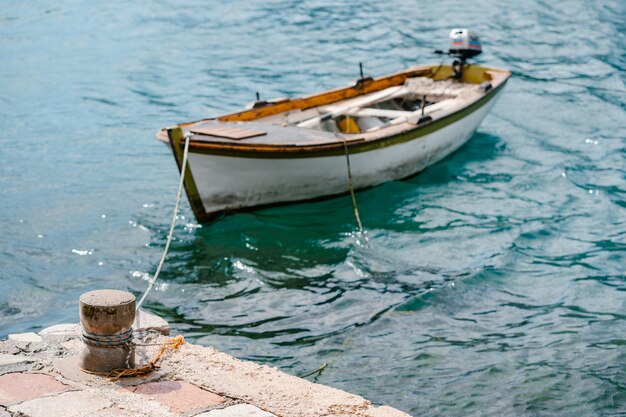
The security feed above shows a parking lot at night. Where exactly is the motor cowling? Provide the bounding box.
[448,29,482,61]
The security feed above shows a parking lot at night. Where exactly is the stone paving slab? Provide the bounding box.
[39,324,81,336]
[53,354,163,388]
[0,372,70,405]
[0,353,33,366]
[9,390,112,417]
[177,343,411,417]
[119,380,226,414]
[196,403,277,417]
[0,360,38,377]
[39,324,82,344]
[133,310,170,336]
[8,332,43,343]
[86,407,127,416]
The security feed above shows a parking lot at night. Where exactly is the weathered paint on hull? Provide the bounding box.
[186,88,504,218]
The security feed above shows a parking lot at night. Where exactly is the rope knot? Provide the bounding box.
[105,335,185,381]
[82,328,133,348]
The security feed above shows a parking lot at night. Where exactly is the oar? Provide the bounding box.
[297,86,408,128]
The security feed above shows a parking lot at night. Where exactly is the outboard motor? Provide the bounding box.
[448,29,482,61]
[436,28,482,80]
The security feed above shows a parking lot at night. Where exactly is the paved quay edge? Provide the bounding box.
[0,311,412,417]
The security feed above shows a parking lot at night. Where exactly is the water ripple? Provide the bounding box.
[1,0,625,415]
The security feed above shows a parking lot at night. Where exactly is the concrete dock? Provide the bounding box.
[0,311,411,417]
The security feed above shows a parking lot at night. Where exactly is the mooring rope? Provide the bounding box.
[341,137,364,234]
[81,335,186,381]
[85,132,190,380]
[82,328,133,347]
[106,335,185,381]
[299,362,328,379]
[136,132,191,311]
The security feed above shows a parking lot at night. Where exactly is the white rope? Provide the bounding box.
[136,132,191,311]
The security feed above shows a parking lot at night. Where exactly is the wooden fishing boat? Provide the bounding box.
[157,61,510,222]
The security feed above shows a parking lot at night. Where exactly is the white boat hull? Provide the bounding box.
[186,88,503,216]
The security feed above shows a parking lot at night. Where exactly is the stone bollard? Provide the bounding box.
[79,289,136,374]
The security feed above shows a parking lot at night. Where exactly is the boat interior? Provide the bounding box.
[158,64,510,148]
[256,77,480,134]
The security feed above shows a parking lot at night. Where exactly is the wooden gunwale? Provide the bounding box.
[216,65,434,122]
[178,75,507,159]
[158,65,432,140]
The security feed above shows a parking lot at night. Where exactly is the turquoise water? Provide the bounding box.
[1,1,625,415]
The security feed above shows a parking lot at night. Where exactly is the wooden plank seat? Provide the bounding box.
[344,108,414,119]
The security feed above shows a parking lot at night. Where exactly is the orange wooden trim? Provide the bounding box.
[216,66,434,122]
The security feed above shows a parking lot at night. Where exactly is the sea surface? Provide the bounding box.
[1,1,625,415]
